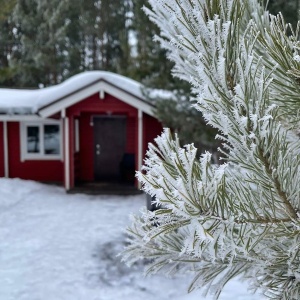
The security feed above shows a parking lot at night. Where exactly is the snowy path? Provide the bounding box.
[0,179,264,300]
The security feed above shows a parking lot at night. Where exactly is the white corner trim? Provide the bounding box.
[38,81,155,118]
[3,121,9,178]
[64,117,70,190]
[101,82,154,116]
[99,90,105,99]
[137,110,143,189]
[0,115,43,122]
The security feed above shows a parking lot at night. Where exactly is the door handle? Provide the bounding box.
[96,144,101,155]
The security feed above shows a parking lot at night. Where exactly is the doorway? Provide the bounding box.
[93,116,127,181]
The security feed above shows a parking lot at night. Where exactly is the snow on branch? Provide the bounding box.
[122,0,300,299]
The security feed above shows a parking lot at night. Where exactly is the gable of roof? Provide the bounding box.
[0,71,156,119]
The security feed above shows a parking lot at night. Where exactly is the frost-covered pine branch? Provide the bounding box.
[121,1,300,299]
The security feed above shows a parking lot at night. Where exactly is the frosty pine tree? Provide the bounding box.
[122,0,300,299]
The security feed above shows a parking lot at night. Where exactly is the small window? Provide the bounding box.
[75,119,80,153]
[21,121,62,161]
[44,124,60,155]
[27,126,40,153]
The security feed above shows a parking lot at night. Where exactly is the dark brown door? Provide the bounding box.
[93,116,126,181]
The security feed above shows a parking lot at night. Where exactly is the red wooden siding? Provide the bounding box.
[67,93,138,117]
[74,152,80,182]
[7,122,63,182]
[143,113,163,159]
[126,117,135,153]
[0,122,4,177]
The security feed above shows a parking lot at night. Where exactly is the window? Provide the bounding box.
[74,119,80,153]
[44,124,60,155]
[21,121,62,161]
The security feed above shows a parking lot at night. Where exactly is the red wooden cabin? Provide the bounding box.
[0,71,162,191]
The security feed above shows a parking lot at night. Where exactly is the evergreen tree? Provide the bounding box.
[80,0,132,74]
[267,0,299,29]
[0,0,18,86]
[61,0,85,78]
[131,0,174,88]
[153,94,221,162]
[132,0,219,157]
[12,0,70,87]
[10,0,133,87]
[122,0,300,299]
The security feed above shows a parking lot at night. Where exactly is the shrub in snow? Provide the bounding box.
[122,0,300,299]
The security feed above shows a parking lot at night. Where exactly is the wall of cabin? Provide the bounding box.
[0,122,5,177]
[143,113,163,159]
[67,92,138,184]
[7,122,64,182]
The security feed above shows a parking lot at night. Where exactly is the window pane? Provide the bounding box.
[44,125,60,155]
[75,119,79,152]
[27,126,40,153]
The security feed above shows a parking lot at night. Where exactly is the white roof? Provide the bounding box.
[0,71,147,116]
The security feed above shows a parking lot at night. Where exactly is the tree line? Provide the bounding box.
[0,0,297,88]
[0,0,176,88]
[0,0,297,158]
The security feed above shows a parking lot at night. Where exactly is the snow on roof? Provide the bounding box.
[0,71,145,115]
[145,88,177,100]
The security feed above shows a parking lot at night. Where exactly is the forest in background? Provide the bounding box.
[0,0,297,157]
[0,0,178,89]
[0,0,296,88]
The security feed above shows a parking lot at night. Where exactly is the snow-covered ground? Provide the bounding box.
[0,178,265,300]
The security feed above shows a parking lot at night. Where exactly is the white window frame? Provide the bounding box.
[20,120,63,161]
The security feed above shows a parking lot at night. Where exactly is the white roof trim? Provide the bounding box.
[0,115,44,121]
[38,80,155,118]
